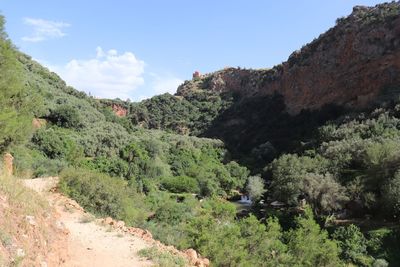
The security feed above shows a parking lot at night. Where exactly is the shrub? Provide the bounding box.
[32,158,67,177]
[59,168,147,225]
[11,146,67,177]
[201,197,236,221]
[32,127,83,162]
[48,104,82,129]
[152,196,196,225]
[78,156,129,178]
[160,176,200,194]
[80,122,130,157]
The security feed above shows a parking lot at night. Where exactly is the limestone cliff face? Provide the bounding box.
[177,3,400,114]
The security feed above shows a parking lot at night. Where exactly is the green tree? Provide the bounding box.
[239,215,292,266]
[301,173,348,214]
[48,104,82,129]
[269,154,328,205]
[201,197,236,221]
[333,224,373,266]
[287,207,342,267]
[0,16,33,152]
[225,161,249,190]
[246,175,266,201]
[381,170,400,217]
[160,175,200,194]
[187,215,247,266]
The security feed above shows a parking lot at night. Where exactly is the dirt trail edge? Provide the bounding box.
[22,177,153,267]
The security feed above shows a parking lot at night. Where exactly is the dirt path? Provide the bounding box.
[22,177,153,267]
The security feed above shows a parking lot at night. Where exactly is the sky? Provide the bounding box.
[0,0,387,101]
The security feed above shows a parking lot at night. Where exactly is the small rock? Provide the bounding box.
[16,248,25,258]
[195,258,210,267]
[185,248,198,260]
[185,248,199,265]
[166,245,175,252]
[104,217,113,225]
[40,261,48,267]
[26,215,36,226]
[144,230,153,239]
[115,220,125,228]
[55,221,65,230]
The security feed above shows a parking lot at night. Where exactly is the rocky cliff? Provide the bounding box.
[177,2,400,114]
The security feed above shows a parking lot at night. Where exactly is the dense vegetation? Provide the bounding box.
[1,5,400,266]
[0,16,34,153]
[99,88,235,136]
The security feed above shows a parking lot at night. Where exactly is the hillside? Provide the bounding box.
[2,2,400,266]
[115,2,400,164]
[178,3,400,113]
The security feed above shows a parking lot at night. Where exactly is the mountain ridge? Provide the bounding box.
[177,2,400,114]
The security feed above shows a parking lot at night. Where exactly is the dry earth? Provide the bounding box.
[22,177,153,267]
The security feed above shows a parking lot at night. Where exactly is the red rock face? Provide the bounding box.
[112,104,128,117]
[177,3,400,115]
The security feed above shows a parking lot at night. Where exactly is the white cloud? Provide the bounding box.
[136,95,151,102]
[50,47,145,100]
[22,18,70,42]
[152,75,183,95]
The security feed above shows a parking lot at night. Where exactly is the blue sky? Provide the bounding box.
[1,0,386,101]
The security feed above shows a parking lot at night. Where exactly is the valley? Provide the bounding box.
[1,2,400,266]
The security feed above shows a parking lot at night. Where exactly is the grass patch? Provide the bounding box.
[10,256,24,267]
[0,175,53,266]
[138,246,187,267]
[0,229,12,247]
[0,175,48,215]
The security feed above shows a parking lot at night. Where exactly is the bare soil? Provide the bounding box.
[22,177,153,267]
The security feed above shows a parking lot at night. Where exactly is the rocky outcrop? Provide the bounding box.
[177,2,400,114]
[111,104,128,117]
